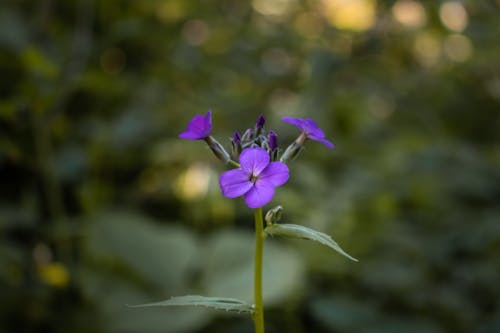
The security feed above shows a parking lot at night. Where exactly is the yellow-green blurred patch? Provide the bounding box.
[37,262,70,288]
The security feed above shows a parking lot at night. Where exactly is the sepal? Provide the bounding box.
[204,136,231,164]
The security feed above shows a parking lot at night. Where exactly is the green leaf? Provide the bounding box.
[129,295,254,314]
[78,269,211,333]
[265,223,358,262]
[85,211,199,291]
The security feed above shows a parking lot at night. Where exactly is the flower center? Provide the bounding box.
[249,173,259,183]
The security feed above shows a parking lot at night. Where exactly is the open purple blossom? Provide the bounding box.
[179,110,212,140]
[282,116,335,149]
[219,147,289,208]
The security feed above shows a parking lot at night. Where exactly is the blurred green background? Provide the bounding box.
[1,0,500,332]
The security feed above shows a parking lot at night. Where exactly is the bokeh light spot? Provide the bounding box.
[175,163,212,200]
[443,34,473,62]
[439,1,468,32]
[485,76,500,101]
[391,0,427,29]
[322,0,376,32]
[252,0,297,17]
[413,32,441,67]
[37,262,70,288]
[157,0,187,23]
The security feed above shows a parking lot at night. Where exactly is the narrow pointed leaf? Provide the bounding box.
[129,295,254,314]
[265,223,358,262]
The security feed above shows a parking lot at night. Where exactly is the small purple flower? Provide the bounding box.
[179,110,212,140]
[282,116,335,149]
[219,147,289,208]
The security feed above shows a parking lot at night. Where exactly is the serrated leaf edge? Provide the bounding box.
[265,223,358,262]
[128,295,254,314]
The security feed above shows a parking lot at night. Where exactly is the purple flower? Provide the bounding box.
[282,116,335,149]
[179,110,212,140]
[219,147,289,208]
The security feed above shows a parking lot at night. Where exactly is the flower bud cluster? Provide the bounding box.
[178,110,335,166]
[230,115,281,162]
[178,110,335,208]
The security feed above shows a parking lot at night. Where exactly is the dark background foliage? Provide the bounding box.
[1,0,500,332]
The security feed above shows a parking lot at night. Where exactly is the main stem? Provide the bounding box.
[253,208,265,333]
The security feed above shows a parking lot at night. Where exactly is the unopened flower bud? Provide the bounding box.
[255,114,265,133]
[231,131,242,158]
[241,128,253,144]
[204,136,231,164]
[265,205,283,226]
[268,130,279,161]
[268,131,278,150]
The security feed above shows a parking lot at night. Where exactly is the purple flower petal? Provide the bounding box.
[179,110,212,140]
[258,162,289,187]
[282,116,335,149]
[308,135,335,149]
[218,147,288,208]
[239,148,270,176]
[282,116,306,130]
[219,169,253,198]
[302,118,325,138]
[244,182,275,208]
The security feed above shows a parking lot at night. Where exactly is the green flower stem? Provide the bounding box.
[253,208,265,333]
[228,160,240,168]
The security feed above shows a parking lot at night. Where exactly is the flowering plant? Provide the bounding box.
[132,110,357,333]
